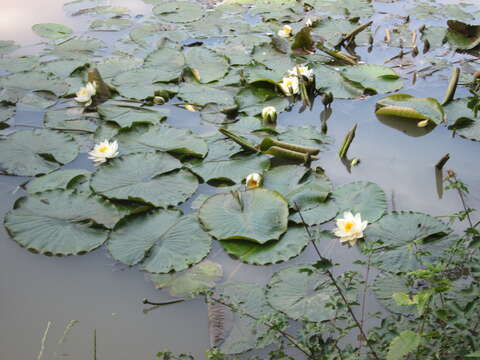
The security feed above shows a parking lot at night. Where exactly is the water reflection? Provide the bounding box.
[376,114,436,137]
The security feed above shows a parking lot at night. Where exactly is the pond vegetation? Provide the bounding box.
[1,0,480,359]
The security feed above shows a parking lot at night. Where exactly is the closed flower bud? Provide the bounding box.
[245,173,262,189]
[322,92,334,107]
[417,119,429,127]
[153,96,165,105]
[261,106,277,124]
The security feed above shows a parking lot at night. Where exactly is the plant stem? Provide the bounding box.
[143,298,186,306]
[360,254,372,346]
[294,204,380,360]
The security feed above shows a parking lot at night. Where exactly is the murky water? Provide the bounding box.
[1,0,479,359]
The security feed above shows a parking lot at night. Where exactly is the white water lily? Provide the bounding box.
[288,64,314,81]
[306,18,313,27]
[333,211,368,246]
[278,25,293,38]
[88,139,119,166]
[245,173,262,189]
[279,76,299,96]
[261,106,277,123]
[75,82,96,107]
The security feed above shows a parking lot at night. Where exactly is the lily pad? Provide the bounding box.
[0,40,19,55]
[444,98,480,141]
[96,56,143,80]
[98,104,167,128]
[184,47,229,84]
[108,211,211,273]
[51,37,105,59]
[0,129,79,176]
[314,66,364,99]
[150,260,223,296]
[41,59,86,79]
[116,124,207,158]
[25,169,91,194]
[152,1,203,23]
[220,225,309,265]
[364,211,451,273]
[44,108,98,133]
[177,83,236,108]
[342,65,404,94]
[266,264,337,322]
[198,188,289,244]
[0,105,15,123]
[90,18,133,31]
[372,273,415,315]
[0,71,68,96]
[376,94,445,125]
[32,23,73,39]
[90,152,198,207]
[332,181,387,223]
[5,190,124,255]
[0,56,38,73]
[446,20,480,50]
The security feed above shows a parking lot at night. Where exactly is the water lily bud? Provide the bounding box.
[245,173,262,189]
[322,92,334,107]
[153,96,165,105]
[306,18,313,27]
[351,158,360,166]
[417,119,429,127]
[184,104,197,112]
[261,106,277,124]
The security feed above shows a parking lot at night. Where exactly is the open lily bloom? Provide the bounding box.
[333,211,368,246]
[75,82,96,107]
[288,65,314,81]
[88,139,119,166]
[279,76,299,96]
[246,173,262,189]
[278,25,293,38]
[306,18,313,27]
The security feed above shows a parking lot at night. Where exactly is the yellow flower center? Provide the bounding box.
[79,88,88,96]
[248,179,258,187]
[284,27,292,35]
[98,145,109,153]
[344,221,354,232]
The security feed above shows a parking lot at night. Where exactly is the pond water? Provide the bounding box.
[0,0,479,359]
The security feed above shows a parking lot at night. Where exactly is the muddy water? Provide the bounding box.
[0,0,479,359]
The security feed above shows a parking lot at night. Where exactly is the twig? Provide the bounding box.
[143,298,186,306]
[37,321,51,360]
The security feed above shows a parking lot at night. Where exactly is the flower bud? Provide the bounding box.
[153,96,165,105]
[417,119,429,127]
[261,106,277,124]
[245,173,262,189]
[322,92,333,107]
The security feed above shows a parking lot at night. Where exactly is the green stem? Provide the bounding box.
[339,124,357,159]
[317,42,357,65]
[218,128,258,153]
[337,21,373,47]
[442,67,460,105]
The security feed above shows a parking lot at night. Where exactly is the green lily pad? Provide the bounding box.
[314,66,364,99]
[0,105,15,123]
[41,59,86,79]
[185,47,229,84]
[177,83,236,107]
[130,24,189,47]
[96,56,143,80]
[266,264,337,322]
[277,126,332,152]
[51,37,105,59]
[25,169,91,194]
[307,0,373,18]
[376,94,445,125]
[220,225,309,265]
[0,40,19,55]
[446,20,480,50]
[116,124,207,158]
[152,1,204,23]
[150,260,223,297]
[108,211,211,273]
[32,23,73,39]
[90,152,198,207]
[342,65,404,94]
[5,190,124,255]
[90,18,133,31]
[0,71,68,96]
[364,211,451,273]
[0,129,79,176]
[372,273,415,315]
[420,26,447,50]
[0,56,38,73]
[332,181,387,223]
[198,188,289,244]
[444,98,480,141]
[44,108,98,133]
[98,104,167,128]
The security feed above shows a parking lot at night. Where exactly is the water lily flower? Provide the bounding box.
[333,211,368,246]
[88,139,119,166]
[278,25,293,38]
[261,106,277,123]
[417,119,429,128]
[306,18,313,27]
[245,173,262,189]
[75,82,96,107]
[288,64,314,81]
[279,76,299,96]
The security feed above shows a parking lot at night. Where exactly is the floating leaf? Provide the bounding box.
[267,264,337,322]
[0,56,38,73]
[386,330,422,360]
[5,190,124,255]
[98,104,167,128]
[444,98,480,141]
[0,129,79,176]
[25,169,91,194]
[152,1,204,23]
[116,124,207,158]
[91,153,198,207]
[0,40,19,55]
[342,65,404,94]
[364,211,451,273]
[51,37,105,59]
[198,188,289,244]
[177,83,236,108]
[90,18,132,31]
[150,260,222,296]
[221,226,309,265]
[185,47,229,84]
[108,211,211,273]
[373,274,415,315]
[332,181,387,223]
[0,71,68,96]
[0,105,15,123]
[32,23,73,39]
[314,66,364,99]
[447,20,480,50]
[376,94,445,125]
[44,108,98,133]
[96,56,143,80]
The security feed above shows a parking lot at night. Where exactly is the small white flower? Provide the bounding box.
[246,173,262,189]
[261,106,277,123]
[279,76,299,96]
[278,25,293,38]
[417,119,429,128]
[75,82,96,107]
[306,18,313,27]
[88,139,119,166]
[288,64,314,81]
[332,211,368,247]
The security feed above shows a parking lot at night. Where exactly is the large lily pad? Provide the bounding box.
[44,108,98,133]
[184,47,229,84]
[115,124,207,158]
[51,37,105,59]
[198,188,289,244]
[364,211,451,273]
[5,190,124,255]
[25,169,91,194]
[372,273,416,315]
[376,94,445,125]
[90,152,198,207]
[342,65,404,94]
[220,225,309,265]
[152,1,204,23]
[0,56,38,73]
[444,98,480,141]
[332,181,387,223]
[108,211,211,273]
[446,20,480,50]
[266,264,337,322]
[32,23,73,39]
[177,83,236,107]
[0,129,79,176]
[314,66,364,99]
[98,104,167,128]
[0,71,68,96]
